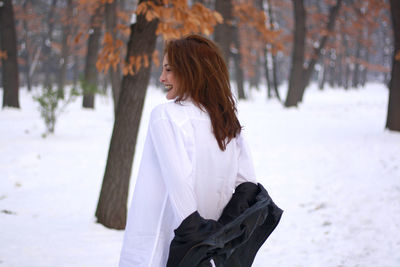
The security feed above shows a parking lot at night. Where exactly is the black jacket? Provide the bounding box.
[167,182,283,267]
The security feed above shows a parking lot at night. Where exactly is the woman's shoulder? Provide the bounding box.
[150,101,193,125]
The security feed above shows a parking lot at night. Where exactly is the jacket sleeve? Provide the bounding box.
[167,182,283,267]
[149,113,197,222]
[236,134,257,186]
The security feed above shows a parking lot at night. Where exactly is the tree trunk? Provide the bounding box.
[286,0,342,107]
[214,0,233,63]
[249,55,261,91]
[271,54,280,100]
[0,0,20,108]
[361,29,369,87]
[57,0,73,98]
[105,0,122,115]
[82,7,103,109]
[262,0,276,100]
[232,25,245,99]
[43,0,58,89]
[266,0,281,101]
[361,46,369,87]
[264,46,273,99]
[298,0,342,101]
[95,0,159,229]
[352,34,361,88]
[285,0,306,107]
[73,54,79,89]
[342,12,350,90]
[336,47,343,88]
[318,58,327,90]
[386,0,400,131]
[22,0,32,91]
[328,50,336,87]
[343,37,350,90]
[382,18,392,86]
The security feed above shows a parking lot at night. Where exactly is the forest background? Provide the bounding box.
[1,0,400,265]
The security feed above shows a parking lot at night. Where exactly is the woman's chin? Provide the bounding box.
[166,90,177,100]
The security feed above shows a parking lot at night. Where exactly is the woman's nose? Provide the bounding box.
[159,71,165,83]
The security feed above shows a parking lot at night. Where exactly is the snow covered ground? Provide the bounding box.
[1,83,399,267]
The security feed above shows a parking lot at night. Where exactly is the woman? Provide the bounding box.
[119,34,280,267]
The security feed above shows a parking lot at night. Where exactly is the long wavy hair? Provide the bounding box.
[164,34,242,151]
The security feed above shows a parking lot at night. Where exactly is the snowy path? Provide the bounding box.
[1,84,399,266]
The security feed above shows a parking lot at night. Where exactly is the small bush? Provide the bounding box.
[33,85,79,136]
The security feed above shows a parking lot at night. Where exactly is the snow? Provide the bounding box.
[1,83,399,267]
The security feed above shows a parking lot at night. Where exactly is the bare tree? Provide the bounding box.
[57,0,73,98]
[285,0,306,107]
[42,0,58,89]
[214,0,233,63]
[285,0,343,107]
[82,6,103,109]
[265,0,281,101]
[0,0,20,108]
[22,0,32,92]
[232,25,245,99]
[105,0,122,114]
[386,0,400,131]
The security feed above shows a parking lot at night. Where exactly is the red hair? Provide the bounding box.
[164,34,241,151]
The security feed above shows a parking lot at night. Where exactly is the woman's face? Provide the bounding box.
[159,55,179,100]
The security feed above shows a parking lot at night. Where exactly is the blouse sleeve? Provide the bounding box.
[149,113,197,222]
[236,134,257,186]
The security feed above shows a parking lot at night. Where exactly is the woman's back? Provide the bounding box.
[163,101,256,220]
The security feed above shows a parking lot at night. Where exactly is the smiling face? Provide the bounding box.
[159,55,179,100]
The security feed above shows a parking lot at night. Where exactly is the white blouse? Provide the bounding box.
[119,100,257,267]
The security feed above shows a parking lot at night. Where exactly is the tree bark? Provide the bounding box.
[82,7,103,109]
[328,49,335,88]
[266,0,281,101]
[262,0,272,99]
[361,46,369,87]
[232,25,245,99]
[318,58,327,90]
[285,0,342,107]
[352,34,361,88]
[22,0,32,91]
[73,54,79,89]
[336,47,343,88]
[361,29,369,87]
[264,46,273,99]
[343,37,350,90]
[0,0,20,108]
[285,0,306,107]
[382,17,392,86]
[43,0,58,89]
[214,0,233,63]
[95,0,159,229]
[105,0,122,115]
[298,0,342,100]
[57,0,73,98]
[386,0,400,131]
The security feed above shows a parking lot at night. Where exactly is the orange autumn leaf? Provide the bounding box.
[152,50,160,67]
[0,50,7,60]
[143,54,149,68]
[135,55,142,72]
[74,32,84,44]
